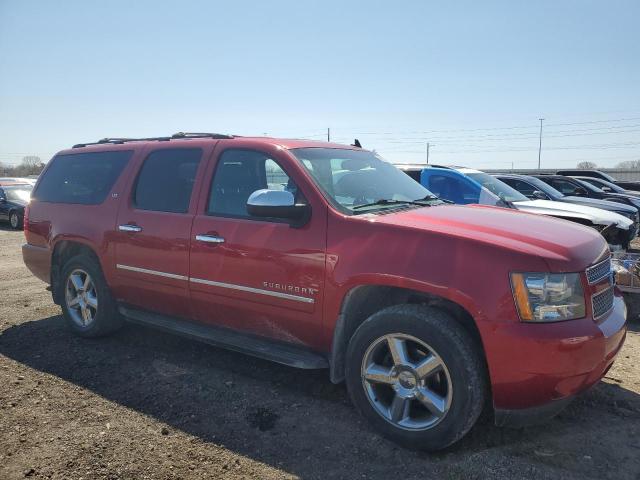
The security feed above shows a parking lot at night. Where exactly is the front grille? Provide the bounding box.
[586,257,611,284]
[592,286,614,319]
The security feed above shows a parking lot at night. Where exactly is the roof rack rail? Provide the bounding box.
[170,132,233,140]
[72,132,234,148]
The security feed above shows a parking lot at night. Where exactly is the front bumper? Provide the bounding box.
[486,292,626,422]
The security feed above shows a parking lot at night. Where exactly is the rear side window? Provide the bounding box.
[33,151,132,204]
[133,148,202,213]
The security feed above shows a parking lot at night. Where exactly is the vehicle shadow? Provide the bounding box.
[1,314,639,479]
[0,223,20,232]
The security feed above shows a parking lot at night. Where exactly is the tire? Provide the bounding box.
[345,304,487,451]
[59,253,123,337]
[9,211,22,230]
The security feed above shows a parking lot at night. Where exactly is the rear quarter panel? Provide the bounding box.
[25,146,143,285]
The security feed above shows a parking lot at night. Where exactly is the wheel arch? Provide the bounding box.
[329,284,488,384]
[50,239,102,305]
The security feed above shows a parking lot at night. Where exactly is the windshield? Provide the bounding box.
[466,172,528,202]
[582,177,625,193]
[5,187,32,202]
[525,177,564,198]
[291,148,437,213]
[573,178,605,194]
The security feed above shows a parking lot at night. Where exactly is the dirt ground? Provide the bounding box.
[1,226,639,480]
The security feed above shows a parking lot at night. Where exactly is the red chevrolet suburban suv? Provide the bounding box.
[22,133,626,450]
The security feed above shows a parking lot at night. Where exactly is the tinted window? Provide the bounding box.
[134,148,202,213]
[208,149,297,217]
[502,178,536,196]
[33,151,132,204]
[550,179,579,195]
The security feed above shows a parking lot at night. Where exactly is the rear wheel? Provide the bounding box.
[9,211,22,230]
[345,304,487,451]
[60,254,123,337]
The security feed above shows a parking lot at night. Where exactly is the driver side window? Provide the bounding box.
[207,149,297,218]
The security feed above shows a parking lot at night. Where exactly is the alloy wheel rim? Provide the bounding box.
[361,333,453,430]
[10,213,18,228]
[65,269,98,327]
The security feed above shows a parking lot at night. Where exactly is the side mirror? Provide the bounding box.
[0,197,5,203]
[532,190,547,200]
[247,189,310,225]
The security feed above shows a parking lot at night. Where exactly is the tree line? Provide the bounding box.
[0,156,45,177]
[577,160,640,169]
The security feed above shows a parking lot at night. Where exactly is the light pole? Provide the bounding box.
[537,118,544,169]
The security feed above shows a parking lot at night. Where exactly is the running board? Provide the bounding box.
[117,305,329,370]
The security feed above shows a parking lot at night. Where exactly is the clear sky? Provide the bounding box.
[1,0,639,169]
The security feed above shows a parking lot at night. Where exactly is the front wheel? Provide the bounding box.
[345,304,487,451]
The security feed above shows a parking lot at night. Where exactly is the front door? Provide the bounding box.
[112,145,212,318]
[0,188,8,221]
[189,146,327,349]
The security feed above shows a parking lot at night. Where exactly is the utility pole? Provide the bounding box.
[327,128,330,142]
[537,118,544,169]
[426,142,430,164]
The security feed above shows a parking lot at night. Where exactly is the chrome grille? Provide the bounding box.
[586,257,611,285]
[592,286,614,319]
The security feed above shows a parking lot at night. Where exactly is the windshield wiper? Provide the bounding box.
[417,195,452,204]
[352,197,443,211]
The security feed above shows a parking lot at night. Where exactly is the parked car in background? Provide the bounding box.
[556,169,640,192]
[21,133,627,451]
[0,184,32,229]
[0,178,32,186]
[534,175,640,213]
[570,176,640,198]
[496,173,639,222]
[398,165,636,250]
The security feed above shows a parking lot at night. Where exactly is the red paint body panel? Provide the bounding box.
[22,137,627,413]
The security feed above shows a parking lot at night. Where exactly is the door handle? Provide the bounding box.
[119,224,142,233]
[195,234,225,244]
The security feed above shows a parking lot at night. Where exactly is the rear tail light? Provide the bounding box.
[23,204,30,235]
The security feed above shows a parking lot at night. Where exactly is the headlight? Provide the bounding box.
[510,273,586,322]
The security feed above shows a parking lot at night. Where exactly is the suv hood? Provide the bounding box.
[513,199,633,230]
[374,204,609,270]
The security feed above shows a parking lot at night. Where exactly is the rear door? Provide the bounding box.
[188,145,327,348]
[111,144,214,318]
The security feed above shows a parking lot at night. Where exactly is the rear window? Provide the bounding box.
[33,151,132,205]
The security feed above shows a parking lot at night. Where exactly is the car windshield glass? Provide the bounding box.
[573,178,604,193]
[5,187,32,202]
[585,178,624,193]
[466,172,528,202]
[523,177,564,198]
[290,148,439,214]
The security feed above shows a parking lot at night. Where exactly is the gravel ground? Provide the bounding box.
[1,226,639,479]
